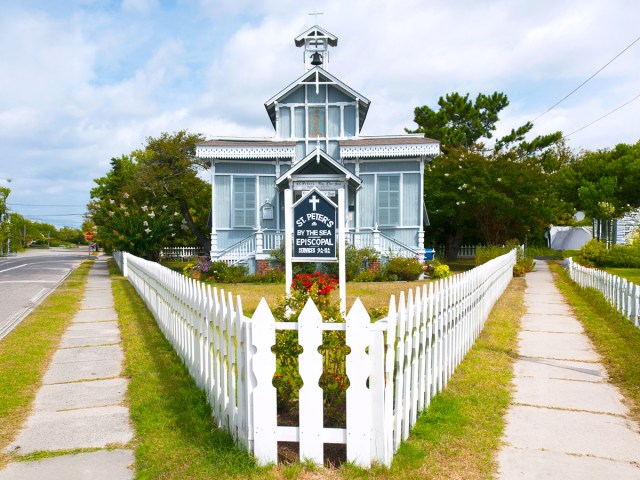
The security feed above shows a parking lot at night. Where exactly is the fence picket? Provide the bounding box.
[383,296,397,463]
[250,299,278,464]
[297,299,324,464]
[346,299,371,466]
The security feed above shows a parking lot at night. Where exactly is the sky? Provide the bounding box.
[1,0,639,229]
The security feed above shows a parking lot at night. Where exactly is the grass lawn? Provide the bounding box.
[0,262,91,467]
[111,257,525,479]
[603,267,640,285]
[550,263,640,422]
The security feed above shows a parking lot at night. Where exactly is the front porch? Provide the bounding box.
[211,227,425,273]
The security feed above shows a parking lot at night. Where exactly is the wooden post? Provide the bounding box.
[285,189,293,298]
[338,188,346,314]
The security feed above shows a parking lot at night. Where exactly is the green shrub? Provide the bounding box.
[476,245,508,265]
[384,257,423,281]
[525,246,563,259]
[512,264,527,277]
[352,270,382,282]
[477,240,534,277]
[430,264,451,279]
[577,239,608,266]
[325,245,379,281]
[602,245,640,268]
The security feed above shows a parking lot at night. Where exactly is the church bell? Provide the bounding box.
[310,52,323,66]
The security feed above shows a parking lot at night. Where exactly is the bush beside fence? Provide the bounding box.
[567,258,640,329]
[112,249,516,467]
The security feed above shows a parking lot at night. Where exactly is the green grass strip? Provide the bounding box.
[0,261,91,466]
[377,277,525,479]
[109,261,268,479]
[550,263,640,421]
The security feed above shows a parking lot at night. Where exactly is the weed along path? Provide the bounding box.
[497,261,640,479]
[0,257,134,480]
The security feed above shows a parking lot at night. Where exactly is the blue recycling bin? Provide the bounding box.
[424,248,435,261]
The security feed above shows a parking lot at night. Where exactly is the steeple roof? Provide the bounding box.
[294,25,338,47]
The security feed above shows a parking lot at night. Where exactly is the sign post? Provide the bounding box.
[285,187,347,314]
[84,231,94,258]
[292,189,337,262]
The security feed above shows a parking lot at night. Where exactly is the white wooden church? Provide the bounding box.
[196,26,439,272]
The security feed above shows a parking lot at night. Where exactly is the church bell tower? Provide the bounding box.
[294,25,338,71]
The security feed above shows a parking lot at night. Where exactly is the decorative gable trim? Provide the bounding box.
[275,148,362,187]
[197,145,295,160]
[340,143,440,159]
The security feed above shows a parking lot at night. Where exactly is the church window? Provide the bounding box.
[308,106,326,137]
[377,175,400,226]
[280,107,291,138]
[344,105,356,137]
[233,177,256,227]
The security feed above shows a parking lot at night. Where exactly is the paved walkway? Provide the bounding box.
[0,257,134,480]
[498,261,640,479]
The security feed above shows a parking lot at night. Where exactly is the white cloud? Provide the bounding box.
[1,0,640,227]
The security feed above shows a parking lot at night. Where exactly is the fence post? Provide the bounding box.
[373,227,381,256]
[346,299,372,466]
[122,252,129,277]
[369,321,386,464]
[297,299,324,464]
[250,299,277,464]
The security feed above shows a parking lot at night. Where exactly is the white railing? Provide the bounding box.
[216,235,256,264]
[437,245,477,258]
[567,258,640,329]
[217,228,426,265]
[113,248,515,467]
[262,230,283,251]
[160,246,205,260]
[346,231,375,249]
[379,231,421,258]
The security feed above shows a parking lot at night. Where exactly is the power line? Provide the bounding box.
[565,92,640,138]
[533,33,640,122]
[8,203,86,207]
[20,213,87,217]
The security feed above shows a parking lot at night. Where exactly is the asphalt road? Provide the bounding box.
[0,248,87,339]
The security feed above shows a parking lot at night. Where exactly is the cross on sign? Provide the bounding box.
[309,195,320,211]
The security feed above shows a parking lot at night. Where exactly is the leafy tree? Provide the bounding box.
[89,131,211,258]
[410,91,567,259]
[556,140,640,243]
[0,186,11,253]
[136,131,210,251]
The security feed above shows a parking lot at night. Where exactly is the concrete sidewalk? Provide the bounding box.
[1,257,134,480]
[498,261,640,479]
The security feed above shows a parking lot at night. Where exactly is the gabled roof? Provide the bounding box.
[275,148,362,189]
[294,25,338,47]
[264,67,371,132]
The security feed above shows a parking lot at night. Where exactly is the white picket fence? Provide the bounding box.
[112,249,516,467]
[567,258,640,329]
[160,246,205,260]
[436,245,478,258]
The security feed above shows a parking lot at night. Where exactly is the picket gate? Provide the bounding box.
[113,249,516,467]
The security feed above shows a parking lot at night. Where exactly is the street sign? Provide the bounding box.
[292,189,336,261]
[84,231,94,242]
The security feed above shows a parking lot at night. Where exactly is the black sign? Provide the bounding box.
[293,189,337,261]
